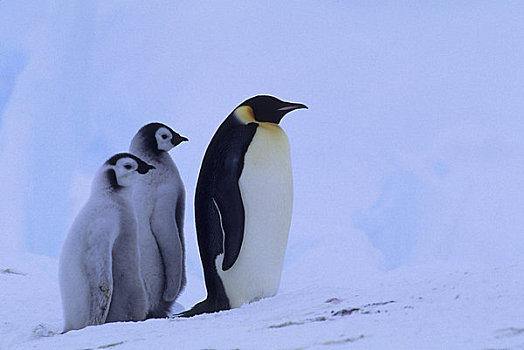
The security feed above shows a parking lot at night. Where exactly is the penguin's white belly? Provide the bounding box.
[216,124,293,308]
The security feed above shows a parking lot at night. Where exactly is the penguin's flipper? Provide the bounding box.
[174,187,186,290]
[213,183,244,271]
[151,196,184,302]
[84,220,114,324]
[214,123,258,271]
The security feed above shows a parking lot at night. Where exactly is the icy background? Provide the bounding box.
[2,0,523,269]
[0,1,524,348]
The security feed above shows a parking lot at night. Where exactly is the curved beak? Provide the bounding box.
[137,162,155,174]
[277,103,308,112]
[172,134,189,146]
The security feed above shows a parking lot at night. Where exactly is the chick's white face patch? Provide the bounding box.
[155,127,174,152]
[113,157,139,187]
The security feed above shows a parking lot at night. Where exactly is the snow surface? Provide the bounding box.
[2,252,524,349]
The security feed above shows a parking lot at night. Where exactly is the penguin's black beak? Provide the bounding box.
[137,162,155,174]
[172,135,189,147]
[277,103,308,113]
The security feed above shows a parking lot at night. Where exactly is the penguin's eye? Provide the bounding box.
[124,164,133,170]
[161,134,169,140]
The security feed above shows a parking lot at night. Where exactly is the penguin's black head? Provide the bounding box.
[136,122,188,154]
[239,95,308,124]
[104,153,155,189]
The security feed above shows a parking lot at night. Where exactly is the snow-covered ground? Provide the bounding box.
[2,251,523,350]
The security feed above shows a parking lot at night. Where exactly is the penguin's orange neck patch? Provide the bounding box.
[234,106,256,124]
[234,106,282,133]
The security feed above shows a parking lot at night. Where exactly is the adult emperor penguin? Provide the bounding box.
[59,153,154,332]
[180,95,307,317]
[130,122,188,318]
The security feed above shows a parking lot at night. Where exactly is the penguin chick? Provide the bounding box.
[59,153,154,332]
[130,122,188,318]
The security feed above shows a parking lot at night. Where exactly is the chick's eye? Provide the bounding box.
[124,164,133,170]
[161,134,169,139]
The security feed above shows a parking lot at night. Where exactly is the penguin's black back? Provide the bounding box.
[191,114,258,313]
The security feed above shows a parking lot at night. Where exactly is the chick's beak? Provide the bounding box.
[172,135,189,146]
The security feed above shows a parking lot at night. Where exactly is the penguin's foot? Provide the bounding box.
[176,298,229,318]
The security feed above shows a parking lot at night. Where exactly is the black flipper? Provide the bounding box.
[188,118,257,316]
[215,122,258,271]
[214,145,248,271]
